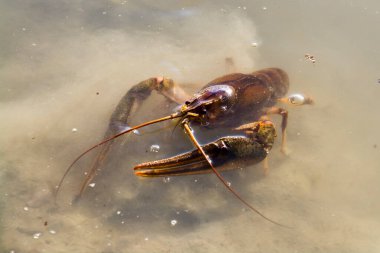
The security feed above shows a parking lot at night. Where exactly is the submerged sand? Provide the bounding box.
[1,1,379,252]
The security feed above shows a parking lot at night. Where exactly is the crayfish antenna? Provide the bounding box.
[55,113,182,200]
[77,140,113,198]
[182,121,291,228]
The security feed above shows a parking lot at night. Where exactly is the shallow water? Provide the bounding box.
[1,0,380,252]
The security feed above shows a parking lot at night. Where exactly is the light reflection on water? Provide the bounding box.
[1,1,380,252]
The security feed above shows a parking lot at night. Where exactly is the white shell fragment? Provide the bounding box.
[251,42,258,47]
[287,94,306,105]
[33,232,42,239]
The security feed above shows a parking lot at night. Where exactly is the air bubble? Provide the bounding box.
[170,220,177,226]
[150,144,160,152]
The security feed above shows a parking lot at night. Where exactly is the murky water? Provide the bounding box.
[1,1,380,252]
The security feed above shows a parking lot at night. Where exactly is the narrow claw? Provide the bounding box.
[134,134,272,177]
[134,138,230,176]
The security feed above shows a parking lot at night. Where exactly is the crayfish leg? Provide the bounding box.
[263,156,269,175]
[262,107,288,154]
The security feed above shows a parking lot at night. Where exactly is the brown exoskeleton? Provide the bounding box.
[57,66,313,227]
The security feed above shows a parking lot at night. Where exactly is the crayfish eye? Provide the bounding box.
[220,95,228,102]
[185,101,191,105]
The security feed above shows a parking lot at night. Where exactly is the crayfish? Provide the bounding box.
[57,65,313,227]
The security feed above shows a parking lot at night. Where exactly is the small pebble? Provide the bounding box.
[23,206,29,211]
[49,230,56,234]
[88,183,96,188]
[170,220,177,226]
[72,128,78,132]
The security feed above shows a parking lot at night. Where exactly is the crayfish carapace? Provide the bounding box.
[57,67,313,227]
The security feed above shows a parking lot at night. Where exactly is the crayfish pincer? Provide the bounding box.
[57,66,313,227]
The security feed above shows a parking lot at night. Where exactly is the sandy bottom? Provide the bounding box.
[1,1,380,252]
